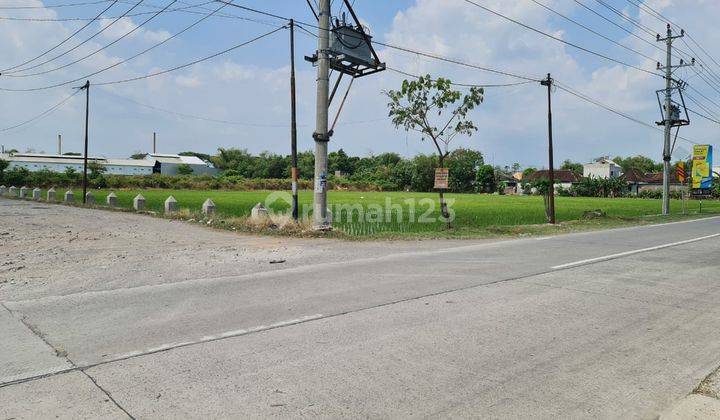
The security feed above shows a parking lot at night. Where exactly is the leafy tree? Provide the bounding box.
[561,159,583,176]
[522,167,537,177]
[410,154,438,192]
[386,75,483,220]
[475,164,496,193]
[447,148,484,192]
[176,164,194,175]
[0,159,9,183]
[613,155,662,174]
[329,148,354,175]
[511,162,521,173]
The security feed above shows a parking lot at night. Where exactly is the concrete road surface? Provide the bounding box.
[2,199,720,419]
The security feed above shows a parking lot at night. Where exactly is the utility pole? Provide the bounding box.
[153,132,157,154]
[541,73,556,224]
[57,134,62,155]
[290,19,299,222]
[657,25,693,215]
[312,0,331,229]
[80,80,90,204]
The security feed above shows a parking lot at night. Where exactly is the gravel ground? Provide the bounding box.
[0,198,489,301]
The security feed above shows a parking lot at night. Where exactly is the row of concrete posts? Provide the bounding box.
[0,186,216,216]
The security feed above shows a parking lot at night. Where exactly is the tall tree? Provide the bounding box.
[561,159,583,176]
[386,75,483,219]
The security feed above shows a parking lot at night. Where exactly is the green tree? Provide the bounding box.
[176,164,194,175]
[447,148,483,192]
[329,148,354,175]
[386,75,483,219]
[0,159,9,183]
[475,164,496,193]
[409,154,438,192]
[613,155,662,174]
[560,159,583,176]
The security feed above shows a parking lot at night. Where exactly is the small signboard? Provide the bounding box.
[676,162,686,184]
[434,168,449,190]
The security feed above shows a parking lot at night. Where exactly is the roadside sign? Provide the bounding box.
[691,145,713,199]
[676,162,686,183]
[434,168,449,190]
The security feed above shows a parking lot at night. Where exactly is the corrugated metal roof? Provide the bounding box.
[105,159,155,167]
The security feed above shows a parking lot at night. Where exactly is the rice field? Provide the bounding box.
[33,188,720,236]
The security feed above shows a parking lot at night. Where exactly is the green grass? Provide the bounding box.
[32,188,720,238]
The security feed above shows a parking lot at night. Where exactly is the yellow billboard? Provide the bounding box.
[691,145,713,189]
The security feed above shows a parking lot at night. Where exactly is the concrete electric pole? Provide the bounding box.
[312,0,331,229]
[657,25,693,215]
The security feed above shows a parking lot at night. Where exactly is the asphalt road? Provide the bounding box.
[2,199,720,419]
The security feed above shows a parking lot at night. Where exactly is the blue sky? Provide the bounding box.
[0,0,718,168]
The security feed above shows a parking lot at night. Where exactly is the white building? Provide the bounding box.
[583,158,622,179]
[1,153,154,175]
[144,153,218,176]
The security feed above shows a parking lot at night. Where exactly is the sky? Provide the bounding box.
[0,0,718,168]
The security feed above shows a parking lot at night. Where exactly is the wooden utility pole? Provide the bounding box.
[290,19,299,222]
[541,73,556,224]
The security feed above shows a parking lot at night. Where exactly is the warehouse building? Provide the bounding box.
[144,153,219,175]
[0,153,154,175]
[0,152,217,176]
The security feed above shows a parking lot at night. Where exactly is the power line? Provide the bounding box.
[100,89,385,128]
[5,0,179,78]
[3,0,147,75]
[592,0,655,36]
[0,0,119,73]
[386,67,535,88]
[0,0,237,91]
[0,1,226,22]
[529,0,656,62]
[0,0,113,9]
[572,0,664,56]
[293,21,542,82]
[554,80,705,146]
[460,0,662,77]
[0,90,80,133]
[93,25,285,86]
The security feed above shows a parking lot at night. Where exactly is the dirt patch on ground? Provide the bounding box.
[0,199,490,301]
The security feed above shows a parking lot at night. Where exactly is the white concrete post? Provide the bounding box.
[19,186,28,198]
[106,192,118,207]
[8,186,17,196]
[251,203,269,221]
[47,188,56,202]
[164,195,178,214]
[32,188,41,200]
[85,192,94,205]
[133,194,145,211]
[0,186,6,196]
[64,190,74,203]
[202,198,216,216]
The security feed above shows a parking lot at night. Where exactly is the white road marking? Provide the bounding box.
[105,314,324,364]
[536,216,720,240]
[551,233,720,270]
